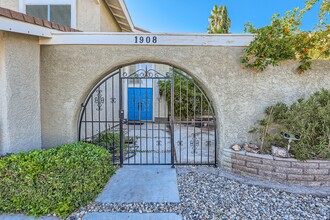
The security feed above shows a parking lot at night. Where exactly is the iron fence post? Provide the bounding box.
[170,67,175,168]
[119,69,124,167]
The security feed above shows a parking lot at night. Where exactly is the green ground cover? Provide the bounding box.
[0,142,117,218]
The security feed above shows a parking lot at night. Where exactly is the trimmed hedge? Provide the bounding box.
[0,142,117,218]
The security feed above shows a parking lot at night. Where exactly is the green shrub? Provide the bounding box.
[93,132,121,147]
[251,89,330,160]
[0,142,117,218]
[92,132,130,151]
[158,68,211,119]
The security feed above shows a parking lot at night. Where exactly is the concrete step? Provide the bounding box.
[96,165,180,203]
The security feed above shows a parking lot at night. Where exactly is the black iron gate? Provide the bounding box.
[78,65,217,166]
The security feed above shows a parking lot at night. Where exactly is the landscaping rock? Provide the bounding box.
[249,144,259,150]
[272,146,289,158]
[231,144,241,151]
[243,143,260,153]
[242,143,249,148]
[175,166,330,219]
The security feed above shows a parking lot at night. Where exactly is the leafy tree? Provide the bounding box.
[241,0,329,74]
[158,69,211,120]
[207,5,231,34]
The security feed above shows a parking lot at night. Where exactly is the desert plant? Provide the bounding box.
[207,5,231,34]
[251,89,330,160]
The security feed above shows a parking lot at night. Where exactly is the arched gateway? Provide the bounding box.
[78,63,217,166]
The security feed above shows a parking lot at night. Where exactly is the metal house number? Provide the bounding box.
[134,36,158,44]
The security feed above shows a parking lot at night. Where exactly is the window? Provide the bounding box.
[26,5,48,20]
[20,0,76,28]
[49,5,71,27]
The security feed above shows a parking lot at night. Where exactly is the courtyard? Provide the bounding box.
[0,0,329,219]
[112,123,216,165]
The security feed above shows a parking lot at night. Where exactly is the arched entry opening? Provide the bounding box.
[78,63,217,166]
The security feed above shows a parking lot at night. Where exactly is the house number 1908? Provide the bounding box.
[134,36,157,44]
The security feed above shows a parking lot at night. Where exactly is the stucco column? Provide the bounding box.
[0,31,42,155]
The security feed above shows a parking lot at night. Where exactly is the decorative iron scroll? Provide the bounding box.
[190,134,200,154]
[94,88,104,111]
[205,140,212,147]
[122,69,171,79]
[156,140,162,147]
[110,97,116,103]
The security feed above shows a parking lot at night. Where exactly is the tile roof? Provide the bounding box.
[0,7,80,32]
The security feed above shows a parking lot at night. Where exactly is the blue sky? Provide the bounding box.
[125,0,325,33]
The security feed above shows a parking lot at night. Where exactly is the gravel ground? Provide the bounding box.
[67,166,330,220]
[177,167,330,219]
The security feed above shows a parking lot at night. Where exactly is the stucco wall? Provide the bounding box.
[39,45,330,162]
[0,32,6,154]
[100,0,121,32]
[76,0,100,32]
[76,0,121,32]
[0,31,41,154]
[0,0,19,11]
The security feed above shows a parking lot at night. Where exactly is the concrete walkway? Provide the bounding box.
[95,165,180,203]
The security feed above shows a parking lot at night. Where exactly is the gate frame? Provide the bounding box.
[78,65,217,167]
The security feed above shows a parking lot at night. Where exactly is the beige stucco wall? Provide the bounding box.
[0,0,19,11]
[39,44,330,162]
[76,0,100,32]
[0,31,41,154]
[76,0,121,32]
[0,32,6,154]
[100,0,121,32]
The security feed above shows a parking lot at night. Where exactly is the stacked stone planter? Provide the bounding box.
[222,149,330,186]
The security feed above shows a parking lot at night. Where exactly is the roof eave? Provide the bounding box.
[104,0,137,32]
[0,16,55,38]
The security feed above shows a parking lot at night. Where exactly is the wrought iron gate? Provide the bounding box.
[78,65,217,166]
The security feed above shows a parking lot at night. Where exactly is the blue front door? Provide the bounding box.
[128,88,153,121]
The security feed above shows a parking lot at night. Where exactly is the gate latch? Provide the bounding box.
[120,110,124,120]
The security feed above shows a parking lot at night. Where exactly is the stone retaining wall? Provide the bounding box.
[222,149,330,186]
